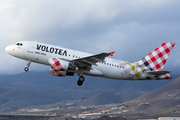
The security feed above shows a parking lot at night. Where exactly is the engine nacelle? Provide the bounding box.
[49,58,75,77]
[50,68,74,77]
[48,58,68,71]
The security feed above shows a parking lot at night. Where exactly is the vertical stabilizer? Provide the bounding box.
[138,42,175,71]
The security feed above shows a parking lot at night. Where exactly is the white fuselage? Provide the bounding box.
[5,41,131,80]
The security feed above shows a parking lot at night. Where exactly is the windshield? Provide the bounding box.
[16,43,23,46]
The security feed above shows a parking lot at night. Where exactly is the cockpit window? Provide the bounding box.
[16,43,23,46]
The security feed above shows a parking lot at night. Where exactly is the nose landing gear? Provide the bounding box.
[77,76,85,86]
[24,60,31,72]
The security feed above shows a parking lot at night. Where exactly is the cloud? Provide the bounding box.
[0,0,180,74]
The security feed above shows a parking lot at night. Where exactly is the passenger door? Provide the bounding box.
[27,42,35,53]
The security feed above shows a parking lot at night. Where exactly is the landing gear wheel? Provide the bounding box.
[77,76,85,86]
[77,80,83,86]
[24,60,31,72]
[24,67,29,72]
[79,76,85,82]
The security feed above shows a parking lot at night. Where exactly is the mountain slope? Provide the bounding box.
[79,91,122,106]
[0,88,61,111]
[125,77,180,109]
[0,71,178,111]
[79,91,139,106]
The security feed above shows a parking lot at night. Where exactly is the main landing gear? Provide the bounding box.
[77,76,85,86]
[24,60,31,72]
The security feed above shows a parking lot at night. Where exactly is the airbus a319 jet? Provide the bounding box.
[5,41,175,86]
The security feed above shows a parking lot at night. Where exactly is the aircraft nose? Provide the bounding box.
[5,46,10,53]
[5,45,13,54]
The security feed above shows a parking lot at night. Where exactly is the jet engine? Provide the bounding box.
[49,58,75,77]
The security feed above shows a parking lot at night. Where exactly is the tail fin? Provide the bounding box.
[138,42,175,71]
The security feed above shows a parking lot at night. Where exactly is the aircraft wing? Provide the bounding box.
[72,52,115,67]
[146,71,170,76]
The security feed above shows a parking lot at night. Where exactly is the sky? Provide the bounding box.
[1,0,180,75]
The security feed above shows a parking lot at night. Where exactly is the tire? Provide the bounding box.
[77,76,85,86]
[79,76,85,82]
[77,80,83,86]
[24,67,29,72]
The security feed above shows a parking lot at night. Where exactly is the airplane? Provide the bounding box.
[5,41,175,86]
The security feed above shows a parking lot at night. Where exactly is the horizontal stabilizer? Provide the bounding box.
[146,71,170,76]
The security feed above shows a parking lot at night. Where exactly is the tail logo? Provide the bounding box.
[138,42,175,71]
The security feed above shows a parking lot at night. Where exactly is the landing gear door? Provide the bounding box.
[27,42,35,53]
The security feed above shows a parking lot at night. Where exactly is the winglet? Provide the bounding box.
[109,51,115,57]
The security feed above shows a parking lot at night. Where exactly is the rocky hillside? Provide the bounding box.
[0,71,177,111]
[79,91,138,106]
[125,77,180,109]
[79,91,121,106]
